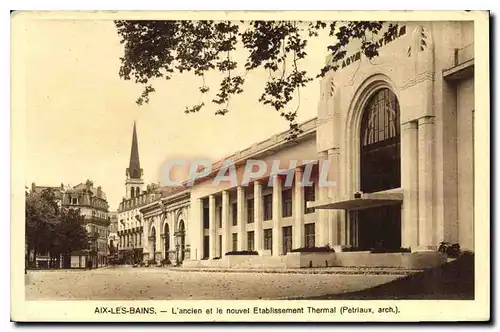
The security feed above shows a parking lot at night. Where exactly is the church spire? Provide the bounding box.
[126,121,143,179]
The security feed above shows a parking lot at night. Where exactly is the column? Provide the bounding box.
[208,195,216,259]
[418,116,435,250]
[254,181,263,251]
[272,175,282,255]
[155,216,162,261]
[237,186,245,251]
[197,198,204,260]
[143,218,149,260]
[159,215,165,259]
[317,151,329,246]
[293,167,304,249]
[221,190,230,256]
[327,148,342,246]
[401,121,419,249]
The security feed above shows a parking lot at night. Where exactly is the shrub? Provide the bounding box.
[341,247,367,252]
[289,245,335,253]
[225,250,258,256]
[160,258,171,266]
[147,259,156,266]
[371,247,411,254]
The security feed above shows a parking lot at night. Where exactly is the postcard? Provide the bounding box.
[11,10,490,322]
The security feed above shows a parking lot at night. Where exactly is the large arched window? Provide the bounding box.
[151,227,156,252]
[178,220,186,262]
[360,88,401,193]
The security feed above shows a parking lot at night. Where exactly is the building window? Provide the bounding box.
[282,226,292,255]
[282,189,293,218]
[304,223,315,248]
[247,198,254,224]
[360,88,401,193]
[264,228,273,254]
[218,206,222,228]
[71,197,78,205]
[203,207,209,229]
[263,194,273,221]
[232,233,238,252]
[247,231,255,251]
[232,202,238,226]
[304,183,316,214]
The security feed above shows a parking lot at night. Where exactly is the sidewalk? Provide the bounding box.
[27,266,109,272]
[169,266,423,276]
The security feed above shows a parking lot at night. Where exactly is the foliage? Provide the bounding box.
[370,247,411,254]
[26,189,60,261]
[290,245,335,253]
[115,20,400,139]
[341,246,411,253]
[56,208,89,256]
[25,188,89,267]
[225,250,259,255]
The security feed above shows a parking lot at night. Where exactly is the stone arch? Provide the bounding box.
[345,73,400,194]
[161,213,170,233]
[149,217,157,234]
[178,219,185,233]
[174,208,187,232]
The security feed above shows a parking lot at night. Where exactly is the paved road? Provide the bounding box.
[25,266,400,300]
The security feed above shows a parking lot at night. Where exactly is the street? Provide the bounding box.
[25,266,400,300]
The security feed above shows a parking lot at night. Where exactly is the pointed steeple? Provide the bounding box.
[126,121,143,179]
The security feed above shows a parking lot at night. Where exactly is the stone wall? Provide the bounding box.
[182,251,447,269]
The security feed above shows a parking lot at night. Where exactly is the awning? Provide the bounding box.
[308,192,403,211]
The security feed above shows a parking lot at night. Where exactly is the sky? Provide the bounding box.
[19,15,333,210]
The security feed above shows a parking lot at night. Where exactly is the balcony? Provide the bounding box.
[443,43,474,81]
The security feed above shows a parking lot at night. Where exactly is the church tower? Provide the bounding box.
[125,121,145,199]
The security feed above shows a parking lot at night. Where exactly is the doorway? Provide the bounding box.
[282,226,292,255]
[203,235,209,259]
[356,205,401,251]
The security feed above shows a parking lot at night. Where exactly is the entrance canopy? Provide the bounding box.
[308,192,403,211]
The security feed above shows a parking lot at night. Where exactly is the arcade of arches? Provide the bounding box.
[147,219,186,264]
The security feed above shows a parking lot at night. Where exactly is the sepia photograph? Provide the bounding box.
[10,10,490,322]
